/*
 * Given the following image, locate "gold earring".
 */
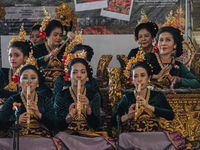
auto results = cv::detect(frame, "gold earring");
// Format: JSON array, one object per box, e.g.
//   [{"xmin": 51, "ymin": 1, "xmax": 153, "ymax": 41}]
[
  {"xmin": 24, "ymin": 59, "xmax": 27, "ymax": 63},
  {"xmin": 148, "ymin": 79, "xmax": 150, "ymax": 83},
  {"xmin": 68, "ymin": 77, "xmax": 71, "ymax": 81},
  {"xmin": 86, "ymin": 77, "xmax": 89, "ymax": 81},
  {"xmin": 173, "ymin": 45, "xmax": 177, "ymax": 50},
  {"xmin": 132, "ymin": 81, "xmax": 134, "ymax": 84},
  {"xmin": 152, "ymin": 39, "xmax": 154, "ymax": 43},
  {"xmin": 37, "ymin": 84, "xmax": 39, "ymax": 88}
]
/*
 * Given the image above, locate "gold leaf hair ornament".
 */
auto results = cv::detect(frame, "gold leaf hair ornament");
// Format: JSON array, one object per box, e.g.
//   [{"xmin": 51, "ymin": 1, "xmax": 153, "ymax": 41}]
[
  {"xmin": 63, "ymin": 50, "xmax": 87, "ymax": 81},
  {"xmin": 162, "ymin": 10, "xmax": 182, "ymax": 32},
  {"xmin": 63, "ymin": 30, "xmax": 84, "ymax": 59},
  {"xmin": 123, "ymin": 48, "xmax": 153, "ymax": 84},
  {"xmin": 7, "ymin": 23, "xmax": 26, "ymax": 53},
  {"xmin": 39, "ymin": 7, "xmax": 52, "ymax": 39}
]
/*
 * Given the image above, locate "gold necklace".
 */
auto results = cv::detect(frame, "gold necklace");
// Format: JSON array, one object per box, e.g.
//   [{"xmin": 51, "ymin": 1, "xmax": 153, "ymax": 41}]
[
  {"xmin": 69, "ymin": 86, "xmax": 86, "ymax": 103},
  {"xmin": 20, "ymin": 92, "xmax": 38, "ymax": 109},
  {"xmin": 45, "ymin": 42, "xmax": 52, "ymax": 54},
  {"xmin": 134, "ymin": 88, "xmax": 150, "ymax": 103},
  {"xmin": 155, "ymin": 53, "xmax": 175, "ymax": 69}
]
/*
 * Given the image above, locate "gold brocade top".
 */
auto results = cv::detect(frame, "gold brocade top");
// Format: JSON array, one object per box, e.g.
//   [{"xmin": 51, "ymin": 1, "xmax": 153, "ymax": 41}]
[
  {"xmin": 4, "ymin": 68, "xmax": 18, "ymax": 92},
  {"xmin": 19, "ymin": 93, "xmax": 51, "ymax": 137},
  {"xmin": 66, "ymin": 87, "xmax": 95, "ymax": 134}
]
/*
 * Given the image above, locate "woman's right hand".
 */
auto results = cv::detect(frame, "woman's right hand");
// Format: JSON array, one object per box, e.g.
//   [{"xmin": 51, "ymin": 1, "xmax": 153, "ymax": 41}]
[
  {"xmin": 17, "ymin": 112, "xmax": 29, "ymax": 125},
  {"xmin": 65, "ymin": 103, "xmax": 77, "ymax": 124},
  {"xmin": 156, "ymin": 65, "xmax": 172, "ymax": 80},
  {"xmin": 50, "ymin": 48, "xmax": 60, "ymax": 58},
  {"xmin": 121, "ymin": 104, "xmax": 136, "ymax": 122}
]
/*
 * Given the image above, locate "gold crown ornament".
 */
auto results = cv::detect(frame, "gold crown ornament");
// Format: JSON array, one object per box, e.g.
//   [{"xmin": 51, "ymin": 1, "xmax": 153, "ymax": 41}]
[
  {"xmin": 39, "ymin": 7, "xmax": 52, "ymax": 38},
  {"xmin": 8, "ymin": 23, "xmax": 26, "ymax": 52},
  {"xmin": 64, "ymin": 30, "xmax": 84, "ymax": 55},
  {"xmin": 137, "ymin": 9, "xmax": 149, "ymax": 25}
]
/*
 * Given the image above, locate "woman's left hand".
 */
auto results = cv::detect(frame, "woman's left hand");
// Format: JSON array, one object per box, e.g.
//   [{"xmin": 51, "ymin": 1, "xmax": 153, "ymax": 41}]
[
  {"xmin": 28, "ymin": 101, "xmax": 42, "ymax": 119},
  {"xmin": 170, "ymin": 76, "xmax": 181, "ymax": 89},
  {"xmin": 136, "ymin": 95, "xmax": 148, "ymax": 108},
  {"xmin": 79, "ymin": 94, "xmax": 91, "ymax": 115}
]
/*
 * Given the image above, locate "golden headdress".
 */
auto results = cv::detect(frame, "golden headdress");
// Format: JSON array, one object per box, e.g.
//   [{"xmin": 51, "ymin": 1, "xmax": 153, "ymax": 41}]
[
  {"xmin": 8, "ymin": 23, "xmax": 26, "ymax": 51},
  {"xmin": 39, "ymin": 7, "xmax": 52, "ymax": 38},
  {"xmin": 162, "ymin": 10, "xmax": 182, "ymax": 32},
  {"xmin": 123, "ymin": 49, "xmax": 153, "ymax": 79},
  {"xmin": 137, "ymin": 9, "xmax": 149, "ymax": 25},
  {"xmin": 135, "ymin": 9, "xmax": 158, "ymax": 41},
  {"xmin": 62, "ymin": 30, "xmax": 84, "ymax": 60}
]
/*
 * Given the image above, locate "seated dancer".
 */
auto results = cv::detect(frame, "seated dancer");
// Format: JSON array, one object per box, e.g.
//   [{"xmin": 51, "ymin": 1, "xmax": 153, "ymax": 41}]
[
  {"xmin": 54, "ymin": 57, "xmax": 115, "ymax": 149},
  {"xmin": 0, "ymin": 64, "xmax": 55, "ymax": 137},
  {"xmin": 30, "ymin": 23, "xmax": 45, "ymax": 46},
  {"xmin": 53, "ymin": 43, "xmax": 104, "ymax": 110},
  {"xmin": 111, "ymin": 52, "xmax": 185, "ymax": 149},
  {"xmin": 0, "ymin": 24, "xmax": 52, "ymax": 101},
  {"xmin": 128, "ymin": 9, "xmax": 158, "ymax": 59},
  {"xmin": 145, "ymin": 26, "xmax": 200, "ymax": 89}
]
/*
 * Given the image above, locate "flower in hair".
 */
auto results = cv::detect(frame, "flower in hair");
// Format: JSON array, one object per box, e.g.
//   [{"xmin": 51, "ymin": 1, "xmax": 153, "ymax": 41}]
[
  {"xmin": 13, "ymin": 74, "xmax": 20, "ymax": 84},
  {"xmin": 64, "ymin": 72, "xmax": 69, "ymax": 82},
  {"xmin": 134, "ymin": 35, "xmax": 138, "ymax": 42},
  {"xmin": 39, "ymin": 31, "xmax": 46, "ymax": 39}
]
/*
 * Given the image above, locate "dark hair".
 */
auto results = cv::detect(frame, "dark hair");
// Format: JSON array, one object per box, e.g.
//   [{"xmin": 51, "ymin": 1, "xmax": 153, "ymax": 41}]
[
  {"xmin": 135, "ymin": 22, "xmax": 158, "ymax": 39},
  {"xmin": 9, "ymin": 41, "xmax": 32, "ymax": 57},
  {"xmin": 31, "ymin": 24, "xmax": 41, "ymax": 32},
  {"xmin": 69, "ymin": 44, "xmax": 94, "ymax": 62},
  {"xmin": 68, "ymin": 58, "xmax": 93, "ymax": 79},
  {"xmin": 45, "ymin": 20, "xmax": 63, "ymax": 37},
  {"xmin": 156, "ymin": 26, "xmax": 183, "ymax": 57},
  {"xmin": 19, "ymin": 64, "xmax": 45, "ymax": 85},
  {"xmin": 130, "ymin": 61, "xmax": 152, "ymax": 78}
]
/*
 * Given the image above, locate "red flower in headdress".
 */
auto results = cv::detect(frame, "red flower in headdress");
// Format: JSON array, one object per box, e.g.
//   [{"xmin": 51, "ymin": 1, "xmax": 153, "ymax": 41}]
[
  {"xmin": 39, "ymin": 31, "xmax": 46, "ymax": 39},
  {"xmin": 62, "ymin": 55, "xmax": 67, "ymax": 64},
  {"xmin": 129, "ymin": 77, "xmax": 133, "ymax": 84},
  {"xmin": 134, "ymin": 35, "xmax": 138, "ymax": 42},
  {"xmin": 64, "ymin": 72, "xmax": 69, "ymax": 82},
  {"xmin": 154, "ymin": 43, "xmax": 159, "ymax": 53},
  {"xmin": 13, "ymin": 74, "xmax": 20, "ymax": 84}
]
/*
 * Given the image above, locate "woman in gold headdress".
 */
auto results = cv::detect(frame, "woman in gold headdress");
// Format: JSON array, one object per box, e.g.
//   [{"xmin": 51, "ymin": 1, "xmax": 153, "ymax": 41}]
[
  {"xmin": 0, "ymin": 64, "xmax": 55, "ymax": 137},
  {"xmin": 128, "ymin": 9, "xmax": 158, "ymax": 59},
  {"xmin": 111, "ymin": 55, "xmax": 185, "ymax": 149},
  {"xmin": 54, "ymin": 57, "xmax": 115, "ymax": 149}
]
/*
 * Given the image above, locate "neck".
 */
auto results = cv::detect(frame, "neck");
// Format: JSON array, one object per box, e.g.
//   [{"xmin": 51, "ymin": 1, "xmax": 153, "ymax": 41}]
[
  {"xmin": 143, "ymin": 45, "xmax": 153, "ymax": 53},
  {"xmin": 12, "ymin": 68, "xmax": 17, "ymax": 75},
  {"xmin": 139, "ymin": 87, "xmax": 147, "ymax": 99},
  {"xmin": 47, "ymin": 40, "xmax": 57, "ymax": 51},
  {"xmin": 159, "ymin": 53, "xmax": 172, "ymax": 63}
]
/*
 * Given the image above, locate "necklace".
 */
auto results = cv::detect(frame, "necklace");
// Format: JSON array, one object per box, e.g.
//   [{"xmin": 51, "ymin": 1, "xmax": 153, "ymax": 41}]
[
  {"xmin": 69, "ymin": 86, "xmax": 86, "ymax": 102},
  {"xmin": 155, "ymin": 53, "xmax": 175, "ymax": 69},
  {"xmin": 45, "ymin": 42, "xmax": 52, "ymax": 54},
  {"xmin": 20, "ymin": 92, "xmax": 38, "ymax": 109},
  {"xmin": 134, "ymin": 88, "xmax": 150, "ymax": 103}
]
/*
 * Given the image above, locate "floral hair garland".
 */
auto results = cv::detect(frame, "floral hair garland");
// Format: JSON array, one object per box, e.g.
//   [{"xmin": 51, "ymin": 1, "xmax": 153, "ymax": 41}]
[{"xmin": 39, "ymin": 7, "xmax": 51, "ymax": 39}]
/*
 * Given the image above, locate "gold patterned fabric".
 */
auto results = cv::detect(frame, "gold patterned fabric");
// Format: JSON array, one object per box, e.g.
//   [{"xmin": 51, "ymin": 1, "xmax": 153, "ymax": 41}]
[{"xmin": 19, "ymin": 115, "xmax": 51, "ymax": 137}]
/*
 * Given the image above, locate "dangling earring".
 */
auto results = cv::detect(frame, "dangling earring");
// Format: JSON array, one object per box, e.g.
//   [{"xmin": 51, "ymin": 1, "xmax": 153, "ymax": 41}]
[
  {"xmin": 37, "ymin": 84, "xmax": 39, "ymax": 88},
  {"xmin": 68, "ymin": 77, "xmax": 71, "ymax": 81},
  {"xmin": 46, "ymin": 37, "xmax": 48, "ymax": 40},
  {"xmin": 86, "ymin": 77, "xmax": 89, "ymax": 81},
  {"xmin": 24, "ymin": 59, "xmax": 27, "ymax": 63},
  {"xmin": 152, "ymin": 39, "xmax": 154, "ymax": 43},
  {"xmin": 132, "ymin": 81, "xmax": 134, "ymax": 84},
  {"xmin": 173, "ymin": 45, "xmax": 177, "ymax": 50}
]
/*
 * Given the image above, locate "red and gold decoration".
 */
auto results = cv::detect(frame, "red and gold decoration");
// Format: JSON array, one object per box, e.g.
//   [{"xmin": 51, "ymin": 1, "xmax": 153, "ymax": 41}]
[
  {"xmin": 55, "ymin": 2, "xmax": 77, "ymax": 31},
  {"xmin": 39, "ymin": 7, "xmax": 51, "ymax": 39}
]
